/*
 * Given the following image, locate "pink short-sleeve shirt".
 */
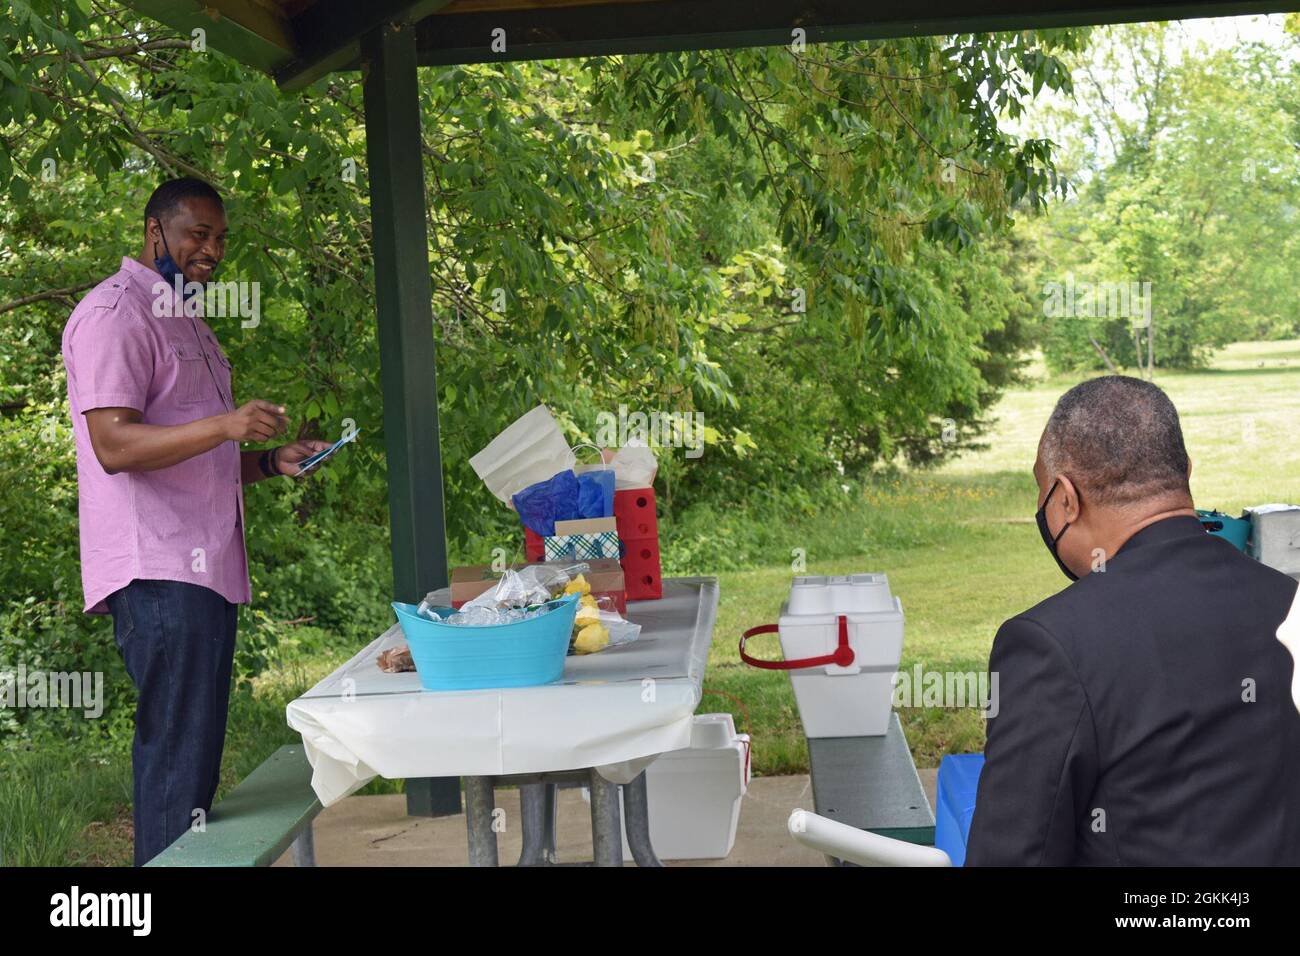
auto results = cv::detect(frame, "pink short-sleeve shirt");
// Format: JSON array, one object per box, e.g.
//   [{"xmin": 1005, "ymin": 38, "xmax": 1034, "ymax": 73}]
[{"xmin": 62, "ymin": 257, "xmax": 250, "ymax": 614}]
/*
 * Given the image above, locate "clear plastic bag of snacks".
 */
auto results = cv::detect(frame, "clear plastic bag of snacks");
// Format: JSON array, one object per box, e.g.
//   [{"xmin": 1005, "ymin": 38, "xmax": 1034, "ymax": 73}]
[{"xmin": 414, "ymin": 562, "xmax": 591, "ymax": 627}]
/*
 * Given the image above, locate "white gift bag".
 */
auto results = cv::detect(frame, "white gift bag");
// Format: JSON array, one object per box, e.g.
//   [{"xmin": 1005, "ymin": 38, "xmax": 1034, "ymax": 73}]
[{"xmin": 470, "ymin": 404, "xmax": 576, "ymax": 504}]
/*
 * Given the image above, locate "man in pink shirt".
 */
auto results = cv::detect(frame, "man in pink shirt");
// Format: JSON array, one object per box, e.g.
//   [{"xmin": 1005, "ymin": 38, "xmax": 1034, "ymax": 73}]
[{"xmin": 62, "ymin": 177, "xmax": 331, "ymax": 865}]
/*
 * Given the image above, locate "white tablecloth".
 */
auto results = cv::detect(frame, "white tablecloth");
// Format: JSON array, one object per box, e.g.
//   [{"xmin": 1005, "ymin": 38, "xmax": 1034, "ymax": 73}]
[{"xmin": 286, "ymin": 577, "xmax": 719, "ymax": 806}]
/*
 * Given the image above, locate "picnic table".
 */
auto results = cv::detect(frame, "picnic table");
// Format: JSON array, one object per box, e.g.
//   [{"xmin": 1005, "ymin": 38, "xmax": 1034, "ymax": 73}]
[{"xmin": 286, "ymin": 576, "xmax": 719, "ymax": 866}]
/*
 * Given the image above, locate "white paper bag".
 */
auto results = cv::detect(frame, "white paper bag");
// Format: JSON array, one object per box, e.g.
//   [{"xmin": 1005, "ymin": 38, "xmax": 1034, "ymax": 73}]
[{"xmin": 470, "ymin": 404, "xmax": 576, "ymax": 504}]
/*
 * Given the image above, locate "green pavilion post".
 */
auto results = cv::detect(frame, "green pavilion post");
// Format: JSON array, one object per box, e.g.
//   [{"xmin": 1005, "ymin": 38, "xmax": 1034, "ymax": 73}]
[{"xmin": 361, "ymin": 18, "xmax": 461, "ymax": 818}]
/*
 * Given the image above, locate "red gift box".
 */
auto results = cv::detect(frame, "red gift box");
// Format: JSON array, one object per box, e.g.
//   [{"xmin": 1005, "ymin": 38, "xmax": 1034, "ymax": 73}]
[
  {"xmin": 614, "ymin": 487, "xmax": 662, "ymax": 601},
  {"xmin": 521, "ymin": 486, "xmax": 663, "ymax": 601},
  {"xmin": 524, "ymin": 527, "xmax": 545, "ymax": 562},
  {"xmin": 613, "ymin": 488, "xmax": 658, "ymax": 540}
]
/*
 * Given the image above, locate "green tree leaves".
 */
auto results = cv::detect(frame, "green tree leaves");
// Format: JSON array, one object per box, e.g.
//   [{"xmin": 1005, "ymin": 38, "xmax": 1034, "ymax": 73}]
[
  {"xmin": 1024, "ymin": 23, "xmax": 1300, "ymax": 371},
  {"xmin": 2, "ymin": 3, "xmax": 1074, "ymax": 582}
]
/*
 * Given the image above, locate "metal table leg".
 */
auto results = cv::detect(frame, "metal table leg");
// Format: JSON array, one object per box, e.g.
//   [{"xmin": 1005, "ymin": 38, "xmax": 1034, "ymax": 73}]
[
  {"xmin": 622, "ymin": 771, "xmax": 663, "ymax": 867},
  {"xmin": 516, "ymin": 782, "xmax": 549, "ymax": 866},
  {"xmin": 543, "ymin": 782, "xmax": 559, "ymax": 863},
  {"xmin": 291, "ymin": 822, "xmax": 316, "ymax": 867},
  {"xmin": 588, "ymin": 769, "xmax": 623, "ymax": 867},
  {"xmin": 464, "ymin": 776, "xmax": 499, "ymax": 867}
]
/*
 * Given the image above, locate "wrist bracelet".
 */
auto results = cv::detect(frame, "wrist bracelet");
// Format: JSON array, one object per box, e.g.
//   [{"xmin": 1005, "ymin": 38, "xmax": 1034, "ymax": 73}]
[
  {"xmin": 270, "ymin": 446, "xmax": 283, "ymax": 477},
  {"xmin": 258, "ymin": 449, "xmax": 276, "ymax": 479}
]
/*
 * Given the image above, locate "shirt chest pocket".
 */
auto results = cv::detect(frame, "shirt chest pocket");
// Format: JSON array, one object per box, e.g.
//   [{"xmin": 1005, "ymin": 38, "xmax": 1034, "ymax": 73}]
[
  {"xmin": 205, "ymin": 337, "xmax": 234, "ymax": 407},
  {"xmin": 168, "ymin": 342, "xmax": 210, "ymax": 406}
]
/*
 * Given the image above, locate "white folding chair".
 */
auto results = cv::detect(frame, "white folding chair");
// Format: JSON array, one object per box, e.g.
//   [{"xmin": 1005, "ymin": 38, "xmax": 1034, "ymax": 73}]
[
  {"xmin": 1276, "ymin": 596, "xmax": 1300, "ymax": 715},
  {"xmin": 788, "ymin": 808, "xmax": 952, "ymax": 867}
]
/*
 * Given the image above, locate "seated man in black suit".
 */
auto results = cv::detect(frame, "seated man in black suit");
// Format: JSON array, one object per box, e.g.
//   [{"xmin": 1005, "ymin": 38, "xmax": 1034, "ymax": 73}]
[{"xmin": 965, "ymin": 375, "xmax": 1300, "ymax": 865}]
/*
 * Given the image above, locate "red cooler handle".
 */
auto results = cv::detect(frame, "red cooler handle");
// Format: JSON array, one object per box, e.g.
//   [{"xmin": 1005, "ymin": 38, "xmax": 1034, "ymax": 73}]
[{"xmin": 738, "ymin": 615, "xmax": 855, "ymax": 670}]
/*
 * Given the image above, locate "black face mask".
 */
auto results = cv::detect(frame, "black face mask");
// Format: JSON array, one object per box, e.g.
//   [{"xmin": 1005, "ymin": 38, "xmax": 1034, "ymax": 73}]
[{"xmin": 1036, "ymin": 479, "xmax": 1078, "ymax": 582}]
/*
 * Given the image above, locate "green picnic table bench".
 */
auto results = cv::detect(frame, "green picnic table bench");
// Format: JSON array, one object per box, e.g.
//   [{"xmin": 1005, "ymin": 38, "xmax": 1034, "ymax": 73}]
[
  {"xmin": 146, "ymin": 744, "xmax": 322, "ymax": 867},
  {"xmin": 808, "ymin": 712, "xmax": 936, "ymax": 863}
]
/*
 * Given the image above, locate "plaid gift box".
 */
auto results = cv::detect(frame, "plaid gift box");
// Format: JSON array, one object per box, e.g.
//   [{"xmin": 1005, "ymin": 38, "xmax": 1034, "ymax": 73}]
[
  {"xmin": 544, "ymin": 517, "xmax": 621, "ymax": 562},
  {"xmin": 545, "ymin": 531, "xmax": 620, "ymax": 561}
]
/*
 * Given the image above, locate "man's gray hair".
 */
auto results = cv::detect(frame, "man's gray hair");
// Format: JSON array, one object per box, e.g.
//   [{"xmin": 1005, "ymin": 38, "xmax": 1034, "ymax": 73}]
[{"xmin": 1041, "ymin": 376, "xmax": 1190, "ymax": 506}]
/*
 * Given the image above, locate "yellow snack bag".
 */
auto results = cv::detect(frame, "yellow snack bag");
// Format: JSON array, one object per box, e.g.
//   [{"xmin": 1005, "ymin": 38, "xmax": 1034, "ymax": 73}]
[
  {"xmin": 573, "ymin": 622, "xmax": 610, "ymax": 655},
  {"xmin": 563, "ymin": 574, "xmax": 592, "ymax": 597}
]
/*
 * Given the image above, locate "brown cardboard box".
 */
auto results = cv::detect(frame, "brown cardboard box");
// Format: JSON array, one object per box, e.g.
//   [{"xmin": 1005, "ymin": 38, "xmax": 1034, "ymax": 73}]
[
  {"xmin": 450, "ymin": 559, "xmax": 626, "ymax": 612},
  {"xmin": 553, "ymin": 516, "xmax": 618, "ymax": 536}
]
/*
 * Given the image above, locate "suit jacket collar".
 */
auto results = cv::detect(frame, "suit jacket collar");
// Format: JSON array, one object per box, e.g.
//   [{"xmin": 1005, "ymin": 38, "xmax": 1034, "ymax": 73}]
[{"xmin": 1114, "ymin": 513, "xmax": 1205, "ymax": 558}]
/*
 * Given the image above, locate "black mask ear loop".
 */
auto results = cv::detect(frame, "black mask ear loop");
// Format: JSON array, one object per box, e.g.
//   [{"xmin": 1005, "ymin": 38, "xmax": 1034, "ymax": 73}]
[
  {"xmin": 1036, "ymin": 478, "xmax": 1079, "ymax": 582},
  {"xmin": 150, "ymin": 217, "xmax": 168, "ymax": 263},
  {"xmin": 151, "ymin": 219, "xmax": 196, "ymax": 301}
]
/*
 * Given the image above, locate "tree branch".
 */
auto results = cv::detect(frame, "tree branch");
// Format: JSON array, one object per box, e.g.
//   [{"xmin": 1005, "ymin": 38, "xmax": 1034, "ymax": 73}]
[
  {"xmin": 22, "ymin": 37, "xmax": 191, "ymax": 63},
  {"xmin": 0, "ymin": 281, "xmax": 98, "ymax": 315}
]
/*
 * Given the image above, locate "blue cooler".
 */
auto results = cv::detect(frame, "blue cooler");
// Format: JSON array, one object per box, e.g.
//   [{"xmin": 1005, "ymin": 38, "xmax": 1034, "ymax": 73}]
[
  {"xmin": 934, "ymin": 753, "xmax": 984, "ymax": 866},
  {"xmin": 1197, "ymin": 509, "xmax": 1250, "ymax": 552}
]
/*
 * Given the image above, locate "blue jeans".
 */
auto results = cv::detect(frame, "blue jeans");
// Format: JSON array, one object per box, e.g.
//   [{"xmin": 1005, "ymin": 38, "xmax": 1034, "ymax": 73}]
[{"xmin": 106, "ymin": 579, "xmax": 238, "ymax": 866}]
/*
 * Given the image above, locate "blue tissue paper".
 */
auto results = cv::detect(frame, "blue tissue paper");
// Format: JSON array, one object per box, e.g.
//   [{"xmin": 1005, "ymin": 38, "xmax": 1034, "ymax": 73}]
[
  {"xmin": 512, "ymin": 470, "xmax": 580, "ymax": 537},
  {"xmin": 576, "ymin": 469, "xmax": 615, "ymax": 519}
]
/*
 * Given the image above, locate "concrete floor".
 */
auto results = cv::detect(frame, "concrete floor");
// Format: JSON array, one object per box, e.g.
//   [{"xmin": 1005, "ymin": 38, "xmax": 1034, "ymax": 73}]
[{"xmin": 273, "ymin": 768, "xmax": 939, "ymax": 867}]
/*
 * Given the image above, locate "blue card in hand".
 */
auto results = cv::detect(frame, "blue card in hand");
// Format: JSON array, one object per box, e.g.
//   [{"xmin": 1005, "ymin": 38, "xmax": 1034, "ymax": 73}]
[{"xmin": 296, "ymin": 429, "xmax": 361, "ymax": 476}]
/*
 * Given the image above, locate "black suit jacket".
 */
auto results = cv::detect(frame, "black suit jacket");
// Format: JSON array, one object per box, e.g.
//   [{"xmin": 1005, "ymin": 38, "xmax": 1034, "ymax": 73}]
[{"xmin": 965, "ymin": 514, "xmax": 1300, "ymax": 866}]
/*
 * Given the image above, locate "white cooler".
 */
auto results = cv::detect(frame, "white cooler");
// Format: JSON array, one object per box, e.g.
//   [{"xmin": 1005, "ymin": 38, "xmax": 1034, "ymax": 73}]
[
  {"xmin": 583, "ymin": 713, "xmax": 751, "ymax": 861},
  {"xmin": 1247, "ymin": 504, "xmax": 1300, "ymax": 576},
  {"xmin": 778, "ymin": 574, "xmax": 904, "ymax": 737}
]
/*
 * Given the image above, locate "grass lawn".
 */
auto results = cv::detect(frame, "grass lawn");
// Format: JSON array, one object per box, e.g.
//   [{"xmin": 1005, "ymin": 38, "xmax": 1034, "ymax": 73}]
[{"xmin": 9, "ymin": 340, "xmax": 1300, "ymax": 865}]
